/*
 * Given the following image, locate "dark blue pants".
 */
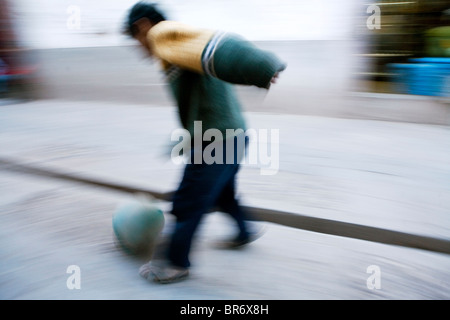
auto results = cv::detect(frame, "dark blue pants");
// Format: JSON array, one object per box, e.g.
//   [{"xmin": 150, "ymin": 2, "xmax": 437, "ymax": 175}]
[{"xmin": 168, "ymin": 134, "xmax": 250, "ymax": 268}]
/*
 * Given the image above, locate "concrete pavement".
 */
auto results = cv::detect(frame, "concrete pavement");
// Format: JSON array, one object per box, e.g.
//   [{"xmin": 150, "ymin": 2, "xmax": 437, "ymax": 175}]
[
  {"xmin": 1, "ymin": 169, "xmax": 449, "ymax": 300},
  {"xmin": 0, "ymin": 99, "xmax": 449, "ymax": 299}
]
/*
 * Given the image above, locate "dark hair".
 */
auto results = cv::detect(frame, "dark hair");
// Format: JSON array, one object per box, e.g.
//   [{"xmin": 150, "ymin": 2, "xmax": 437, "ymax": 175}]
[{"xmin": 123, "ymin": 2, "xmax": 167, "ymax": 37}]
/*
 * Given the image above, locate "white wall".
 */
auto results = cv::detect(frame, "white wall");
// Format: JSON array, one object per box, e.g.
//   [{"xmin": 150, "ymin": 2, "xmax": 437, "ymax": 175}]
[{"xmin": 10, "ymin": 0, "xmax": 359, "ymax": 48}]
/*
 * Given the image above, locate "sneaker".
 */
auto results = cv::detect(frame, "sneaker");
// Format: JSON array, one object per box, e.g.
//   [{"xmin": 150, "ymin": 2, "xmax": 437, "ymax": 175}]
[
  {"xmin": 213, "ymin": 226, "xmax": 266, "ymax": 249},
  {"xmin": 139, "ymin": 260, "xmax": 189, "ymax": 284}
]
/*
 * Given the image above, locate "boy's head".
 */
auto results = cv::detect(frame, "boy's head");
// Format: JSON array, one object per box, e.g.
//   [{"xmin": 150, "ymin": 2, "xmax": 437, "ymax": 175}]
[{"xmin": 124, "ymin": 2, "xmax": 166, "ymax": 54}]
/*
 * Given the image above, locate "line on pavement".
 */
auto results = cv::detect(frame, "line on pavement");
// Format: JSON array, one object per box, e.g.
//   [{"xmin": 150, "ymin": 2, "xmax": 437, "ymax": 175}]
[{"xmin": 1, "ymin": 156, "xmax": 449, "ymax": 256}]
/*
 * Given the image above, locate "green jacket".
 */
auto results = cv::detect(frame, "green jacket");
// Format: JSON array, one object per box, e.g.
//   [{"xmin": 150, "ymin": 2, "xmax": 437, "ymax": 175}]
[
  {"xmin": 167, "ymin": 66, "xmax": 246, "ymax": 139},
  {"xmin": 149, "ymin": 22, "xmax": 285, "ymax": 140}
]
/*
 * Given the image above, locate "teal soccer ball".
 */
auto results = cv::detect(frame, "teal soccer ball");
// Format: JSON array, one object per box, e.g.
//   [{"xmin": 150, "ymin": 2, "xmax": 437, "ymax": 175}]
[{"xmin": 112, "ymin": 196, "xmax": 165, "ymax": 255}]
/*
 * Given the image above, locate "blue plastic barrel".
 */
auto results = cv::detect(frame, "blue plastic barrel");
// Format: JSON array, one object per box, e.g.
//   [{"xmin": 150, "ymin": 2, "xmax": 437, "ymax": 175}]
[
  {"xmin": 389, "ymin": 59, "xmax": 450, "ymax": 97},
  {"xmin": 410, "ymin": 58, "xmax": 450, "ymax": 97}
]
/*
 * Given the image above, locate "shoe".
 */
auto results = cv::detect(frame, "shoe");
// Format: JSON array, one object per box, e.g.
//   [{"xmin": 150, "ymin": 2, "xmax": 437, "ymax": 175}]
[
  {"xmin": 214, "ymin": 226, "xmax": 266, "ymax": 249},
  {"xmin": 139, "ymin": 260, "xmax": 189, "ymax": 284}
]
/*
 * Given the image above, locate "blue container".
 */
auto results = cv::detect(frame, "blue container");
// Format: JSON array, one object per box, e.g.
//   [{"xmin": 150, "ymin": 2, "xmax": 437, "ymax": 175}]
[
  {"xmin": 389, "ymin": 63, "xmax": 414, "ymax": 94},
  {"xmin": 410, "ymin": 58, "xmax": 450, "ymax": 97},
  {"xmin": 389, "ymin": 63, "xmax": 437, "ymax": 96},
  {"xmin": 389, "ymin": 59, "xmax": 450, "ymax": 97}
]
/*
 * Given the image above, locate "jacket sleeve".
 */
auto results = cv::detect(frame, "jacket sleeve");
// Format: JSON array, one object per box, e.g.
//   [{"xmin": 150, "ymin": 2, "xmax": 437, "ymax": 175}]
[
  {"xmin": 207, "ymin": 33, "xmax": 287, "ymax": 89},
  {"xmin": 148, "ymin": 21, "xmax": 287, "ymax": 89},
  {"xmin": 147, "ymin": 21, "xmax": 215, "ymax": 74}
]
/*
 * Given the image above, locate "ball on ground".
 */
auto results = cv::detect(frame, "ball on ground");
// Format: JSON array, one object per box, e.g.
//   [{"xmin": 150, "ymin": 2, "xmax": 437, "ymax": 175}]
[{"xmin": 112, "ymin": 197, "xmax": 165, "ymax": 255}]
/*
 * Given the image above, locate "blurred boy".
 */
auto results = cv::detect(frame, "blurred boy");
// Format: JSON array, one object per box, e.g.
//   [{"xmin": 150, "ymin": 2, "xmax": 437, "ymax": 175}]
[{"xmin": 124, "ymin": 2, "xmax": 286, "ymax": 283}]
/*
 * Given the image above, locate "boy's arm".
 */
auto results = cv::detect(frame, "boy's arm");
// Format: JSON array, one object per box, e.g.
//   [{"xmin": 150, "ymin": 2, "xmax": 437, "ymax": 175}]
[
  {"xmin": 147, "ymin": 21, "xmax": 215, "ymax": 74},
  {"xmin": 148, "ymin": 21, "xmax": 286, "ymax": 89}
]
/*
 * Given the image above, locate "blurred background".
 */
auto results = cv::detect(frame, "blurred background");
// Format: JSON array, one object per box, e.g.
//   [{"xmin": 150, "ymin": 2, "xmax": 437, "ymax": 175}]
[{"xmin": 1, "ymin": 0, "xmax": 449, "ymax": 105}]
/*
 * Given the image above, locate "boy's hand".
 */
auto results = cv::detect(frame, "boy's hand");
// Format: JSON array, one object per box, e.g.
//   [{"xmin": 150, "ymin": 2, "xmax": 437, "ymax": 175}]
[{"xmin": 270, "ymin": 72, "xmax": 279, "ymax": 84}]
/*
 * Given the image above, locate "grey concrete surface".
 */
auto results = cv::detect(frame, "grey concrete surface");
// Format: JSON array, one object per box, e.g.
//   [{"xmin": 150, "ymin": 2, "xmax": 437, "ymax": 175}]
[
  {"xmin": 0, "ymin": 99, "xmax": 449, "ymax": 300},
  {"xmin": 1, "ymin": 169, "xmax": 449, "ymax": 300},
  {"xmin": 1, "ymin": 100, "xmax": 449, "ymax": 238}
]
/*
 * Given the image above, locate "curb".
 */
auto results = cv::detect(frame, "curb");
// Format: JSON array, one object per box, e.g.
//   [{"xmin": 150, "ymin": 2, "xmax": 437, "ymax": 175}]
[{"xmin": 1, "ymin": 156, "xmax": 449, "ymax": 256}]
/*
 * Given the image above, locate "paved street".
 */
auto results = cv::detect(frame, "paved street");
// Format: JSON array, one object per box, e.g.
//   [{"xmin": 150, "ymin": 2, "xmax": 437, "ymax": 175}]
[{"xmin": 1, "ymin": 99, "xmax": 449, "ymax": 299}]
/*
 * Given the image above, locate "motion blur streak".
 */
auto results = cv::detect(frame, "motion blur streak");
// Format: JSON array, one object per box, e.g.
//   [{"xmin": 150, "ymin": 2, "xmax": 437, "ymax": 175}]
[{"xmin": 0, "ymin": 0, "xmax": 449, "ymax": 300}]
